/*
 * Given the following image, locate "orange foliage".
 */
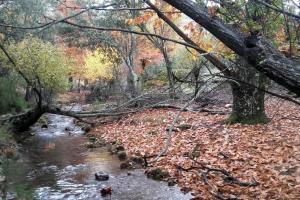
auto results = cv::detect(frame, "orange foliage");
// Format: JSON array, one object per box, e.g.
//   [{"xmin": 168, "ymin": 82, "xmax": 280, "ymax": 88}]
[
  {"xmin": 208, "ymin": 6, "xmax": 219, "ymax": 17},
  {"xmin": 64, "ymin": 47, "xmax": 87, "ymax": 78},
  {"xmin": 92, "ymin": 98, "xmax": 300, "ymax": 199},
  {"xmin": 58, "ymin": 0, "xmax": 81, "ymax": 17},
  {"xmin": 136, "ymin": 37, "xmax": 163, "ymax": 73},
  {"xmin": 65, "ymin": 47, "xmax": 87, "ymax": 66},
  {"xmin": 183, "ymin": 21, "xmax": 234, "ymax": 59}
]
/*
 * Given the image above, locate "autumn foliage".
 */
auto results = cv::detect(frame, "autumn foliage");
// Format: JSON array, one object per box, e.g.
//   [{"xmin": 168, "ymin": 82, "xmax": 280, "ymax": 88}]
[{"xmin": 91, "ymin": 98, "xmax": 300, "ymax": 199}]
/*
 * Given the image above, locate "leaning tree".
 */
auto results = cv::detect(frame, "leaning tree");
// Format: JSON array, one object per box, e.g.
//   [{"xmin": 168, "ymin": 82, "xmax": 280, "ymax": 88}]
[{"xmin": 161, "ymin": 0, "xmax": 300, "ymax": 97}]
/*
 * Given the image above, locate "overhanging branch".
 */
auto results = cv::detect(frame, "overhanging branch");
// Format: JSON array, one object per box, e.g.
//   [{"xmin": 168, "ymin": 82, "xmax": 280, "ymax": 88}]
[
  {"xmin": 144, "ymin": 0, "xmax": 232, "ymax": 76},
  {"xmin": 0, "ymin": 43, "xmax": 43, "ymax": 107},
  {"xmin": 253, "ymin": 0, "xmax": 300, "ymax": 20},
  {"xmin": 61, "ymin": 20, "xmax": 213, "ymax": 53}
]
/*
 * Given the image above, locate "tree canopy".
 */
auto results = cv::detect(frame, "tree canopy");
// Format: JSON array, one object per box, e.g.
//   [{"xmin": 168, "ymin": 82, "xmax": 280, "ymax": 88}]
[
  {"xmin": 1, "ymin": 36, "xmax": 70, "ymax": 98},
  {"xmin": 84, "ymin": 48, "xmax": 118, "ymax": 81}
]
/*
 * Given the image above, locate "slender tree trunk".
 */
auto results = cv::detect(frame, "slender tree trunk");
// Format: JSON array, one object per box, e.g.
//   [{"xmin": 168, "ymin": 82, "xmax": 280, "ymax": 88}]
[
  {"xmin": 126, "ymin": 67, "xmax": 140, "ymax": 98},
  {"xmin": 69, "ymin": 77, "xmax": 73, "ymax": 91},
  {"xmin": 227, "ymin": 59, "xmax": 268, "ymax": 124},
  {"xmin": 78, "ymin": 78, "xmax": 81, "ymax": 93},
  {"xmin": 123, "ymin": 1, "xmax": 141, "ymax": 99},
  {"xmin": 162, "ymin": 48, "xmax": 175, "ymax": 98},
  {"xmin": 25, "ymin": 86, "xmax": 30, "ymax": 101},
  {"xmin": 125, "ymin": 30, "xmax": 141, "ymax": 99},
  {"xmin": 192, "ymin": 66, "xmax": 200, "ymax": 98}
]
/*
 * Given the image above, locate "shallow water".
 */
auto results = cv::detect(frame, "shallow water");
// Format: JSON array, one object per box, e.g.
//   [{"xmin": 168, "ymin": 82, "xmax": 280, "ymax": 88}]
[{"xmin": 3, "ymin": 110, "xmax": 191, "ymax": 200}]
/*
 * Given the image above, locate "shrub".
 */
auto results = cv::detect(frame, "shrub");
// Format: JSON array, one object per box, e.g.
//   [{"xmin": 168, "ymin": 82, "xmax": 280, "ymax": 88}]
[{"xmin": 0, "ymin": 77, "xmax": 27, "ymax": 114}]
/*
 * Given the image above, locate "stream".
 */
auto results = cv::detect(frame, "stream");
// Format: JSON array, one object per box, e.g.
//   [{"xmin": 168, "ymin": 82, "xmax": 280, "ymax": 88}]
[{"xmin": 3, "ymin": 107, "xmax": 192, "ymax": 200}]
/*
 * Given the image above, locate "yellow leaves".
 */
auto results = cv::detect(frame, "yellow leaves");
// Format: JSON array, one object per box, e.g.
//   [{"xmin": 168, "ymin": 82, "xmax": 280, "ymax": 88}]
[
  {"xmin": 153, "ymin": 19, "xmax": 163, "ymax": 29},
  {"xmin": 276, "ymin": 29, "xmax": 299, "ymax": 58},
  {"xmin": 190, "ymin": 54, "xmax": 198, "ymax": 61},
  {"xmin": 125, "ymin": 18, "xmax": 135, "ymax": 25},
  {"xmin": 207, "ymin": 47, "xmax": 213, "ymax": 53},
  {"xmin": 84, "ymin": 48, "xmax": 116, "ymax": 81},
  {"xmin": 198, "ymin": 42, "xmax": 213, "ymax": 53},
  {"xmin": 279, "ymin": 44, "xmax": 298, "ymax": 58},
  {"xmin": 276, "ymin": 28, "xmax": 287, "ymax": 42},
  {"xmin": 225, "ymin": 53, "xmax": 237, "ymax": 60},
  {"xmin": 185, "ymin": 48, "xmax": 198, "ymax": 62}
]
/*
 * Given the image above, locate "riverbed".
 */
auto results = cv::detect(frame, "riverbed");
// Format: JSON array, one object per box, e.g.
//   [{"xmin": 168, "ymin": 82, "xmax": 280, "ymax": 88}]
[{"xmin": 2, "ymin": 111, "xmax": 192, "ymax": 200}]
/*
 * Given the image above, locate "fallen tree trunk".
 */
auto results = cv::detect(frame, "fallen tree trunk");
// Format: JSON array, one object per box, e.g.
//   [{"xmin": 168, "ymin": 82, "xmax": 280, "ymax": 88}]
[
  {"xmin": 7, "ymin": 107, "xmax": 47, "ymax": 132},
  {"xmin": 161, "ymin": 0, "xmax": 300, "ymax": 96},
  {"xmin": 5, "ymin": 107, "xmax": 136, "ymax": 132},
  {"xmin": 46, "ymin": 107, "xmax": 137, "ymax": 118},
  {"xmin": 3, "ymin": 102, "xmax": 222, "ymax": 132}
]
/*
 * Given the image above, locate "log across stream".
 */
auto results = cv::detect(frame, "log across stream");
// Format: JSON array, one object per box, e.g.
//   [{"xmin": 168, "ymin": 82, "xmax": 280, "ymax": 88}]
[{"xmin": 2, "ymin": 106, "xmax": 191, "ymax": 200}]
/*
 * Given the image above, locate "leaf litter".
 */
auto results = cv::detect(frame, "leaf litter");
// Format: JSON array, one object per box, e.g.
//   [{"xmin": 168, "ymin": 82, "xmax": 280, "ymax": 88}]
[{"xmin": 91, "ymin": 98, "xmax": 300, "ymax": 199}]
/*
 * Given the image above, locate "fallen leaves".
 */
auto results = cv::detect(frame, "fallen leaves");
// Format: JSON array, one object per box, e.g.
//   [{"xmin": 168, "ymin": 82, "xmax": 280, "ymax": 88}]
[{"xmin": 91, "ymin": 98, "xmax": 300, "ymax": 199}]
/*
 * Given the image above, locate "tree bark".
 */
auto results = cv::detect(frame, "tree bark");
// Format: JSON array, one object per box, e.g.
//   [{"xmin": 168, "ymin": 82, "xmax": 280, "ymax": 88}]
[
  {"xmin": 78, "ymin": 78, "xmax": 81, "ymax": 93},
  {"xmin": 25, "ymin": 86, "xmax": 31, "ymax": 101},
  {"xmin": 125, "ymin": 34, "xmax": 140, "ymax": 98},
  {"xmin": 126, "ymin": 67, "xmax": 140, "ymax": 98},
  {"xmin": 3, "ymin": 105, "xmax": 135, "ymax": 132},
  {"xmin": 161, "ymin": 47, "xmax": 176, "ymax": 98},
  {"xmin": 9, "ymin": 107, "xmax": 46, "ymax": 132},
  {"xmin": 227, "ymin": 59, "xmax": 268, "ymax": 124},
  {"xmin": 162, "ymin": 0, "xmax": 300, "ymax": 96}
]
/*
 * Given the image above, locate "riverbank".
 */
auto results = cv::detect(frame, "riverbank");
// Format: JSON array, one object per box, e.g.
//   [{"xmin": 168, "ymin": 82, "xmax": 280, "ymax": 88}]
[
  {"xmin": 0, "ymin": 126, "xmax": 18, "ymax": 199},
  {"xmin": 1, "ymin": 108, "xmax": 192, "ymax": 200},
  {"xmin": 90, "ymin": 98, "xmax": 300, "ymax": 199}
]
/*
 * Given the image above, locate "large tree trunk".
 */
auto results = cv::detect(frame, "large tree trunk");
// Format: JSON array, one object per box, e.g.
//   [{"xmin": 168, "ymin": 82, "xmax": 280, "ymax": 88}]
[
  {"xmin": 229, "ymin": 81, "xmax": 267, "ymax": 124},
  {"xmin": 162, "ymin": 0, "xmax": 300, "ymax": 96},
  {"xmin": 227, "ymin": 60, "xmax": 268, "ymax": 124}
]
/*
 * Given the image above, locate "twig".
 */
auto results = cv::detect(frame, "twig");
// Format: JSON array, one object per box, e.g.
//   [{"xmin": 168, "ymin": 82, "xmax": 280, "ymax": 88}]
[
  {"xmin": 151, "ymin": 78, "xmax": 217, "ymax": 163},
  {"xmin": 176, "ymin": 158, "xmax": 259, "ymax": 187}
]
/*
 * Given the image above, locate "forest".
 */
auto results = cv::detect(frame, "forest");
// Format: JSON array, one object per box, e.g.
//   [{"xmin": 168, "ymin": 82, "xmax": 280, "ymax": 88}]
[{"xmin": 0, "ymin": 0, "xmax": 299, "ymax": 199}]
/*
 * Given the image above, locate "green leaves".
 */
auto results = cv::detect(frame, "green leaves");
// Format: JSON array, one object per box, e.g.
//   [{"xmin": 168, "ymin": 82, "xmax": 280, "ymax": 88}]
[
  {"xmin": 2, "ymin": 36, "xmax": 70, "ymax": 95},
  {"xmin": 0, "ymin": 76, "xmax": 27, "ymax": 114}
]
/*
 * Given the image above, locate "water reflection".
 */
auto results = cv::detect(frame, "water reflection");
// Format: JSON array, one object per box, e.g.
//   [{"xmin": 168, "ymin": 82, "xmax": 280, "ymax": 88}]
[{"xmin": 4, "ymin": 113, "xmax": 191, "ymax": 200}]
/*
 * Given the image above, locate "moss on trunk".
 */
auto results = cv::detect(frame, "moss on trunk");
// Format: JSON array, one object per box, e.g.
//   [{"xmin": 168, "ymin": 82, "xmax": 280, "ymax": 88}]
[{"xmin": 226, "ymin": 59, "xmax": 269, "ymax": 125}]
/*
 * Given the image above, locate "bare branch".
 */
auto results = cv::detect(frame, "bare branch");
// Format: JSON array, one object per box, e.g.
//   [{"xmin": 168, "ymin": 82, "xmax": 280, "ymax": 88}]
[
  {"xmin": 253, "ymin": 0, "xmax": 300, "ymax": 20},
  {"xmin": 143, "ymin": 0, "xmax": 232, "ymax": 76},
  {"xmin": 61, "ymin": 19, "xmax": 212, "ymax": 53},
  {"xmin": 218, "ymin": 75, "xmax": 300, "ymax": 106},
  {"xmin": 0, "ymin": 3, "xmax": 115, "ymax": 30}
]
